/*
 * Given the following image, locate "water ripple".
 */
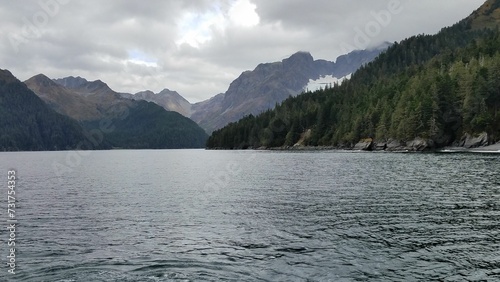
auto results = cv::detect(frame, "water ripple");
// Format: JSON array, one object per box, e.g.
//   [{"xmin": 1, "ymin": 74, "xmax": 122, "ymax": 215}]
[{"xmin": 0, "ymin": 150, "xmax": 498, "ymax": 281}]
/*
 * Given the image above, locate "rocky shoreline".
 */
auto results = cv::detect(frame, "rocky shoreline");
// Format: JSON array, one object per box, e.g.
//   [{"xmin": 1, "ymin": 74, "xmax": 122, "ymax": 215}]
[
  {"xmin": 208, "ymin": 132, "xmax": 500, "ymax": 153},
  {"xmin": 267, "ymin": 132, "xmax": 499, "ymax": 153},
  {"xmin": 442, "ymin": 143, "xmax": 500, "ymax": 153},
  {"xmin": 208, "ymin": 143, "xmax": 500, "ymax": 152},
  {"xmin": 265, "ymin": 144, "xmax": 500, "ymax": 152}
]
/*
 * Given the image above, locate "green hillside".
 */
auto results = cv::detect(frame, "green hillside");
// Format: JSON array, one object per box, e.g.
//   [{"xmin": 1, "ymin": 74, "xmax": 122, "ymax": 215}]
[
  {"xmin": 83, "ymin": 101, "xmax": 208, "ymax": 149},
  {"xmin": 0, "ymin": 69, "xmax": 89, "ymax": 151},
  {"xmin": 25, "ymin": 74, "xmax": 209, "ymax": 150},
  {"xmin": 207, "ymin": 0, "xmax": 500, "ymax": 150}
]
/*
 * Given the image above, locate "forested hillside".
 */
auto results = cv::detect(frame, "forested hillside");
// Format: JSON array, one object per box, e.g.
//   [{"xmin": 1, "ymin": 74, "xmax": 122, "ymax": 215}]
[
  {"xmin": 83, "ymin": 101, "xmax": 208, "ymax": 149},
  {"xmin": 26, "ymin": 75, "xmax": 208, "ymax": 149},
  {"xmin": 207, "ymin": 3, "xmax": 500, "ymax": 150},
  {"xmin": 0, "ymin": 70, "xmax": 89, "ymax": 151}
]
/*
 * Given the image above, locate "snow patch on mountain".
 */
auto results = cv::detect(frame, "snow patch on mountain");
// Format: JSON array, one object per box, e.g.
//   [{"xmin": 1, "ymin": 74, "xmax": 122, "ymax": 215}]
[{"xmin": 304, "ymin": 74, "xmax": 352, "ymax": 92}]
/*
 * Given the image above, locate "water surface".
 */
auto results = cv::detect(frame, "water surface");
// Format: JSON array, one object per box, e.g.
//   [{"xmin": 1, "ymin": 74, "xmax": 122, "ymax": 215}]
[{"xmin": 0, "ymin": 150, "xmax": 499, "ymax": 281}]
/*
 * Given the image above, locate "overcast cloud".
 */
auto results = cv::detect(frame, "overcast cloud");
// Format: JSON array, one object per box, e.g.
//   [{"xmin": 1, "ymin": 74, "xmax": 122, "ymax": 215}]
[{"xmin": 0, "ymin": 0, "xmax": 486, "ymax": 102}]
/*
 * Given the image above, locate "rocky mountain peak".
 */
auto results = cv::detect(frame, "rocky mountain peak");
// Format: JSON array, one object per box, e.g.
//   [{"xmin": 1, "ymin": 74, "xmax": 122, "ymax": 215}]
[
  {"xmin": 26, "ymin": 74, "xmax": 59, "ymax": 87},
  {"xmin": 53, "ymin": 76, "xmax": 112, "ymax": 95},
  {"xmin": 0, "ymin": 69, "xmax": 21, "ymax": 84},
  {"xmin": 284, "ymin": 51, "xmax": 314, "ymax": 63},
  {"xmin": 122, "ymin": 88, "xmax": 191, "ymax": 117},
  {"xmin": 134, "ymin": 90, "xmax": 155, "ymax": 99},
  {"xmin": 158, "ymin": 88, "xmax": 181, "ymax": 97},
  {"xmin": 53, "ymin": 76, "xmax": 89, "ymax": 88},
  {"xmin": 282, "ymin": 51, "xmax": 315, "ymax": 71}
]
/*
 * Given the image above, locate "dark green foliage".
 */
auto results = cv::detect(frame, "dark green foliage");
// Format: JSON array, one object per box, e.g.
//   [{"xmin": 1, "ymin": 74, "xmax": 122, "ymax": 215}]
[
  {"xmin": 0, "ymin": 70, "xmax": 90, "ymax": 151},
  {"xmin": 84, "ymin": 101, "xmax": 208, "ymax": 149},
  {"xmin": 207, "ymin": 18, "xmax": 500, "ymax": 149}
]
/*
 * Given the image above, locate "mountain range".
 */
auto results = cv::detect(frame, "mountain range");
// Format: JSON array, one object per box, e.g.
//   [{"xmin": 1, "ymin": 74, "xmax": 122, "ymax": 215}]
[
  {"xmin": 207, "ymin": 0, "xmax": 500, "ymax": 151},
  {"xmin": 0, "ymin": 69, "xmax": 89, "ymax": 151},
  {"xmin": 19, "ymin": 74, "xmax": 208, "ymax": 150},
  {"xmin": 118, "ymin": 45, "xmax": 390, "ymax": 133},
  {"xmin": 120, "ymin": 89, "xmax": 192, "ymax": 117},
  {"xmin": 190, "ymin": 46, "xmax": 390, "ymax": 133},
  {"xmin": 1, "ymin": 31, "xmax": 389, "ymax": 151}
]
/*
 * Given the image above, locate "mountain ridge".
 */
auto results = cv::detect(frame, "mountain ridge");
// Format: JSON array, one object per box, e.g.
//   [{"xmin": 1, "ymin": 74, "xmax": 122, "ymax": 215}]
[
  {"xmin": 24, "ymin": 45, "xmax": 389, "ymax": 142},
  {"xmin": 25, "ymin": 74, "xmax": 104, "ymax": 121},
  {"xmin": 120, "ymin": 88, "xmax": 192, "ymax": 117},
  {"xmin": 206, "ymin": 0, "xmax": 500, "ymax": 150},
  {"xmin": 0, "ymin": 69, "xmax": 91, "ymax": 151},
  {"xmin": 110, "ymin": 46, "xmax": 388, "ymax": 133},
  {"xmin": 191, "ymin": 46, "xmax": 389, "ymax": 133},
  {"xmin": 26, "ymin": 74, "xmax": 209, "ymax": 149},
  {"xmin": 53, "ymin": 76, "xmax": 113, "ymax": 96}
]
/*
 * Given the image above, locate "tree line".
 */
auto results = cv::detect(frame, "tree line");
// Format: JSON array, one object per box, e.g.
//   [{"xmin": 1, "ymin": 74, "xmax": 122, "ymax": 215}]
[{"xmin": 207, "ymin": 19, "xmax": 500, "ymax": 149}]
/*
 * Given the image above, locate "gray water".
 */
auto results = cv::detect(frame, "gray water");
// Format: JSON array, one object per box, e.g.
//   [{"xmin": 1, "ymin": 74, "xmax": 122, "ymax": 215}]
[{"xmin": 0, "ymin": 150, "xmax": 499, "ymax": 281}]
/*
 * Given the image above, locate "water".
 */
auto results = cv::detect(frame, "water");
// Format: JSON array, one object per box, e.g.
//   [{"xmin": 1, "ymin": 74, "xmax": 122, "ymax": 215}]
[{"xmin": 0, "ymin": 150, "xmax": 499, "ymax": 281}]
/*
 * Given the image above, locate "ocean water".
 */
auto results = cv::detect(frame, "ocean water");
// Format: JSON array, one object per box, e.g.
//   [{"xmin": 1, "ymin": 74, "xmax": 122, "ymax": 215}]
[{"xmin": 0, "ymin": 150, "xmax": 499, "ymax": 281}]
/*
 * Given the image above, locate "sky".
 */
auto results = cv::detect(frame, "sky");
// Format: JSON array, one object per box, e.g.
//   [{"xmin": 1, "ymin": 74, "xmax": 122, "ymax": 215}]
[{"xmin": 0, "ymin": 0, "xmax": 486, "ymax": 103}]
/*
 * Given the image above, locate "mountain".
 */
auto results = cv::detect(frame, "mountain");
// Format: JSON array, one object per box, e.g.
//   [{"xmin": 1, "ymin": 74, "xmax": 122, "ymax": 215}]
[
  {"xmin": 54, "ymin": 76, "xmax": 115, "ymax": 96},
  {"xmin": 24, "ymin": 74, "xmax": 103, "ymax": 120},
  {"xmin": 82, "ymin": 100, "xmax": 207, "ymax": 149},
  {"xmin": 120, "ymin": 89, "xmax": 192, "ymax": 117},
  {"xmin": 26, "ymin": 75, "xmax": 208, "ymax": 149},
  {"xmin": 0, "ymin": 69, "xmax": 89, "ymax": 151},
  {"xmin": 115, "ymin": 46, "xmax": 388, "ymax": 133},
  {"xmin": 27, "ymin": 75, "xmax": 137, "ymax": 123},
  {"xmin": 52, "ymin": 76, "xmax": 127, "ymax": 115},
  {"xmin": 192, "ymin": 46, "xmax": 389, "ymax": 133},
  {"xmin": 333, "ymin": 42, "xmax": 392, "ymax": 75},
  {"xmin": 469, "ymin": 0, "xmax": 500, "ymax": 29},
  {"xmin": 190, "ymin": 93, "xmax": 225, "ymax": 130},
  {"xmin": 207, "ymin": 0, "xmax": 500, "ymax": 150}
]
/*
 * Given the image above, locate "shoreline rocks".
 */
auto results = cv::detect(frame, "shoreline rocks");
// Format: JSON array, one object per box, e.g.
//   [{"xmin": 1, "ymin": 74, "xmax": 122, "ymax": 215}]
[
  {"xmin": 460, "ymin": 132, "xmax": 489, "ymax": 148},
  {"xmin": 354, "ymin": 138, "xmax": 373, "ymax": 151},
  {"xmin": 207, "ymin": 132, "xmax": 498, "ymax": 152},
  {"xmin": 405, "ymin": 138, "xmax": 435, "ymax": 151},
  {"xmin": 353, "ymin": 137, "xmax": 436, "ymax": 152}
]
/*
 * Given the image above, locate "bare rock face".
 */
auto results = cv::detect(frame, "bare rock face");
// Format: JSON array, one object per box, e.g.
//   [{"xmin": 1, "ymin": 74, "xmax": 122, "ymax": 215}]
[
  {"xmin": 373, "ymin": 140, "xmax": 388, "ymax": 151},
  {"xmin": 406, "ymin": 138, "xmax": 435, "ymax": 151},
  {"xmin": 385, "ymin": 139, "xmax": 406, "ymax": 151},
  {"xmin": 461, "ymin": 132, "xmax": 489, "ymax": 148},
  {"xmin": 354, "ymin": 138, "xmax": 373, "ymax": 151}
]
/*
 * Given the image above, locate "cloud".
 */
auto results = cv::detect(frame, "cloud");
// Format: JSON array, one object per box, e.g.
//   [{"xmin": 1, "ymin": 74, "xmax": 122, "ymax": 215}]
[
  {"xmin": 175, "ymin": 0, "xmax": 260, "ymax": 48},
  {"xmin": 175, "ymin": 8, "xmax": 226, "ymax": 48},
  {"xmin": 229, "ymin": 0, "xmax": 260, "ymax": 27},
  {"xmin": 0, "ymin": 0, "xmax": 486, "ymax": 103}
]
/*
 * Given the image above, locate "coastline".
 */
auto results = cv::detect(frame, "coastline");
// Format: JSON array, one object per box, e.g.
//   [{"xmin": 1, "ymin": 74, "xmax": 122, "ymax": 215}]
[
  {"xmin": 440, "ymin": 143, "xmax": 500, "ymax": 153},
  {"xmin": 207, "ymin": 142, "xmax": 500, "ymax": 153}
]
